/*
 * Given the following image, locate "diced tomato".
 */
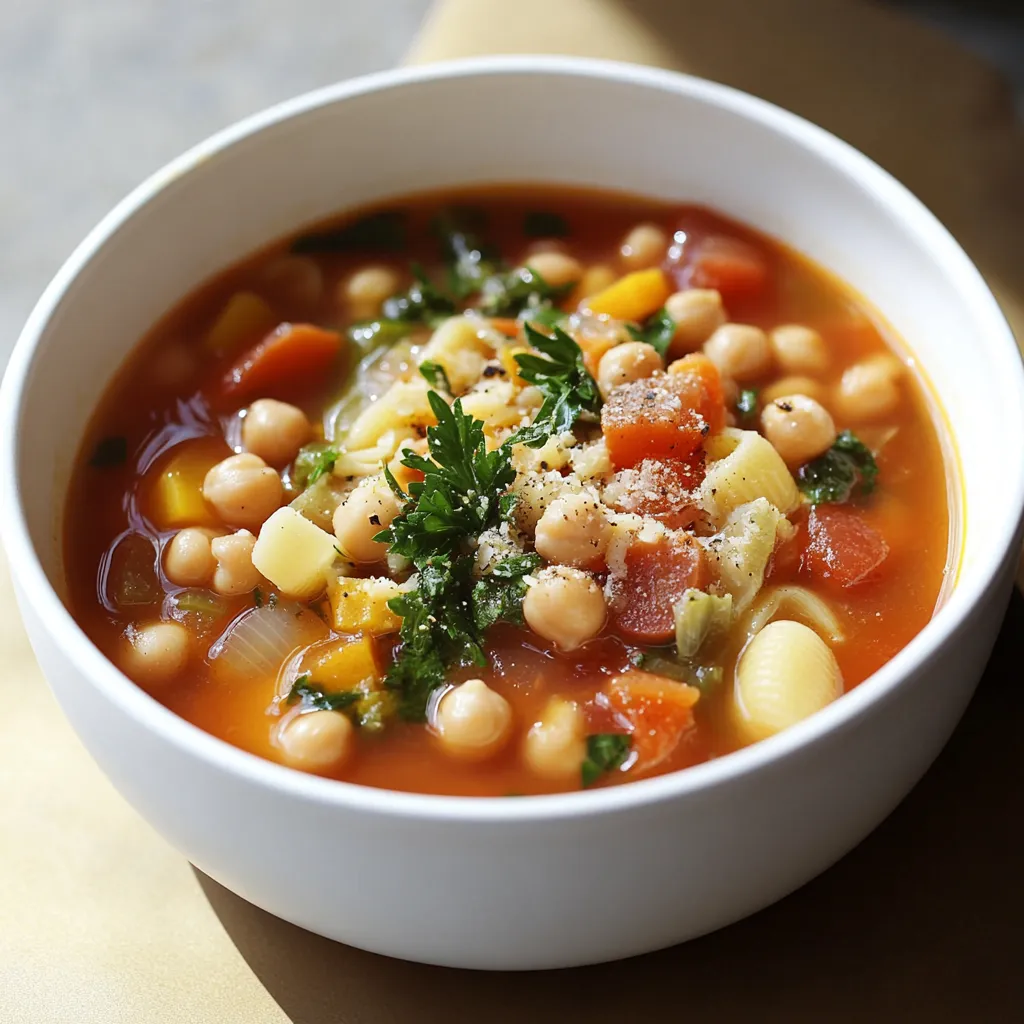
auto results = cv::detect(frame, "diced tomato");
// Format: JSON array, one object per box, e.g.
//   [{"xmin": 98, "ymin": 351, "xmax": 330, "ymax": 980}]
[
  {"xmin": 765, "ymin": 510, "xmax": 806, "ymax": 582},
  {"xmin": 609, "ymin": 535, "xmax": 710, "ymax": 643},
  {"xmin": 605, "ymin": 670, "xmax": 700, "ymax": 772},
  {"xmin": 601, "ymin": 362, "xmax": 725, "ymax": 470},
  {"xmin": 604, "ymin": 456, "xmax": 706, "ymax": 530},
  {"xmin": 687, "ymin": 235, "xmax": 771, "ymax": 302},
  {"xmin": 803, "ymin": 505, "xmax": 889, "ymax": 588},
  {"xmin": 216, "ymin": 323, "xmax": 343, "ymax": 404}
]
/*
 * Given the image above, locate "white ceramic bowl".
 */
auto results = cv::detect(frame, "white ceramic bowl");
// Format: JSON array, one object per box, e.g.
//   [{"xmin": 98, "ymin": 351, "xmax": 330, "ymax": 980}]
[{"xmin": 2, "ymin": 57, "xmax": 1022, "ymax": 971}]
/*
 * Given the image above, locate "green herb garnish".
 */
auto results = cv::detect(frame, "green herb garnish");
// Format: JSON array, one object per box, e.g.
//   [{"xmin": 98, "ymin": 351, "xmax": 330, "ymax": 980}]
[
  {"xmin": 286, "ymin": 675, "xmax": 361, "ymax": 712},
  {"xmin": 419, "ymin": 360, "xmax": 452, "ymax": 394},
  {"xmin": 736, "ymin": 388, "xmax": 759, "ymax": 424},
  {"xmin": 381, "ymin": 264, "xmax": 456, "ymax": 324},
  {"xmin": 472, "ymin": 553, "xmax": 542, "ymax": 632},
  {"xmin": 348, "ymin": 319, "xmax": 415, "ymax": 348},
  {"xmin": 523, "ymin": 211, "xmax": 569, "ymax": 238},
  {"xmin": 581, "ymin": 734, "xmax": 632, "ymax": 787},
  {"xmin": 797, "ymin": 430, "xmax": 879, "ymax": 505},
  {"xmin": 293, "ymin": 442, "xmax": 339, "ymax": 489},
  {"xmin": 509, "ymin": 323, "xmax": 602, "ymax": 447},
  {"xmin": 90, "ymin": 435, "xmax": 128, "ymax": 468},
  {"xmin": 291, "ymin": 210, "xmax": 407, "ymax": 253},
  {"xmin": 478, "ymin": 266, "xmax": 572, "ymax": 318},
  {"xmin": 627, "ymin": 307, "xmax": 676, "ymax": 359}
]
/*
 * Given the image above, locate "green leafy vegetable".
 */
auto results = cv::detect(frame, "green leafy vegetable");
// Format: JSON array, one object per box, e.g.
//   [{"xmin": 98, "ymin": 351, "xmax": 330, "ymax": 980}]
[
  {"xmin": 472, "ymin": 553, "xmax": 542, "ymax": 632},
  {"xmin": 291, "ymin": 210, "xmax": 407, "ymax": 253},
  {"xmin": 419, "ymin": 360, "xmax": 452, "ymax": 394},
  {"xmin": 381, "ymin": 264, "xmax": 456, "ymax": 324},
  {"xmin": 90, "ymin": 435, "xmax": 128, "ymax": 468},
  {"xmin": 286, "ymin": 675, "xmax": 361, "ymax": 712},
  {"xmin": 173, "ymin": 588, "xmax": 227, "ymax": 619},
  {"xmin": 509, "ymin": 323, "xmax": 602, "ymax": 447},
  {"xmin": 478, "ymin": 266, "xmax": 572, "ymax": 318},
  {"xmin": 736, "ymin": 388, "xmax": 759, "ymax": 424},
  {"xmin": 521, "ymin": 305, "xmax": 570, "ymax": 330},
  {"xmin": 626, "ymin": 307, "xmax": 676, "ymax": 359},
  {"xmin": 293, "ymin": 442, "xmax": 339, "ymax": 489},
  {"xmin": 797, "ymin": 430, "xmax": 879, "ymax": 505},
  {"xmin": 523, "ymin": 211, "xmax": 569, "ymax": 238},
  {"xmin": 581, "ymin": 734, "xmax": 632, "ymax": 787},
  {"xmin": 348, "ymin": 319, "xmax": 415, "ymax": 348}
]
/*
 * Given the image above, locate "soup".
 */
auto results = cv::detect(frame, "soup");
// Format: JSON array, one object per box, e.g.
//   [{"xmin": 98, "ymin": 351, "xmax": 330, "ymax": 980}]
[{"xmin": 64, "ymin": 187, "xmax": 952, "ymax": 796}]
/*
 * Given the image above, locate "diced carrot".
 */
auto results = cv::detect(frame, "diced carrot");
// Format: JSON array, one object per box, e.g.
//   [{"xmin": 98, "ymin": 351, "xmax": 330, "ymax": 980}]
[
  {"xmin": 688, "ymin": 235, "xmax": 770, "ymax": 302},
  {"xmin": 218, "ymin": 323, "xmax": 343, "ymax": 404},
  {"xmin": 584, "ymin": 268, "xmax": 671, "ymax": 322},
  {"xmin": 601, "ymin": 363, "xmax": 725, "ymax": 470},
  {"xmin": 803, "ymin": 505, "xmax": 889, "ymax": 589},
  {"xmin": 488, "ymin": 318, "xmax": 521, "ymax": 338},
  {"xmin": 609, "ymin": 535, "xmax": 710, "ymax": 643},
  {"xmin": 606, "ymin": 670, "xmax": 700, "ymax": 772},
  {"xmin": 666, "ymin": 352, "xmax": 726, "ymax": 412},
  {"xmin": 604, "ymin": 457, "xmax": 706, "ymax": 530},
  {"xmin": 576, "ymin": 332, "xmax": 619, "ymax": 378}
]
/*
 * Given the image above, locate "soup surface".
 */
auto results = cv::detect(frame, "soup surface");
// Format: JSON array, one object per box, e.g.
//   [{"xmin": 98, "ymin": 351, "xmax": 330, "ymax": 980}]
[{"xmin": 65, "ymin": 187, "xmax": 952, "ymax": 796}]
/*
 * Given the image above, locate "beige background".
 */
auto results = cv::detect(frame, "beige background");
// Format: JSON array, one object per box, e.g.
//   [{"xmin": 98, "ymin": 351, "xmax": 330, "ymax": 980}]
[{"xmin": 3, "ymin": 1, "xmax": 1023, "ymax": 1021}]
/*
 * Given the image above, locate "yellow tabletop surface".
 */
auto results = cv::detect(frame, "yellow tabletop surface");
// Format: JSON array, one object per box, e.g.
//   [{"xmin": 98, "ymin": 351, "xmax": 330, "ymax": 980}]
[{"xmin": 3, "ymin": 2, "xmax": 1023, "ymax": 1021}]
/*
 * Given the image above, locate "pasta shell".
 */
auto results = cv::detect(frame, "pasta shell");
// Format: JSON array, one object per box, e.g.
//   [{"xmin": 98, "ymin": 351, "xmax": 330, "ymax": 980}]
[
  {"xmin": 733, "ymin": 619, "xmax": 843, "ymax": 742},
  {"xmin": 702, "ymin": 428, "xmax": 800, "ymax": 523}
]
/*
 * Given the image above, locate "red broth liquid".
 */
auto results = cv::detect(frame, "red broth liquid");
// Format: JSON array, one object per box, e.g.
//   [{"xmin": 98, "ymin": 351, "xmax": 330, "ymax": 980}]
[{"xmin": 64, "ymin": 187, "xmax": 953, "ymax": 796}]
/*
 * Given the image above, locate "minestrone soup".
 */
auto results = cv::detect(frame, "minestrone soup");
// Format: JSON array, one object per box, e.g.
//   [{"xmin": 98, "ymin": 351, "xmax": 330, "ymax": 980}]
[{"xmin": 65, "ymin": 188, "xmax": 953, "ymax": 795}]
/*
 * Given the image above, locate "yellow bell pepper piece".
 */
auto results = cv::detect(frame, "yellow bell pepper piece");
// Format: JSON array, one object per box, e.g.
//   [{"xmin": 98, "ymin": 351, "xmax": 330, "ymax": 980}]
[
  {"xmin": 499, "ymin": 344, "xmax": 531, "ymax": 387},
  {"xmin": 328, "ymin": 576, "xmax": 404, "ymax": 636},
  {"xmin": 304, "ymin": 636, "xmax": 380, "ymax": 690},
  {"xmin": 145, "ymin": 438, "xmax": 227, "ymax": 529},
  {"xmin": 204, "ymin": 291, "xmax": 277, "ymax": 357},
  {"xmin": 583, "ymin": 268, "xmax": 671, "ymax": 323}
]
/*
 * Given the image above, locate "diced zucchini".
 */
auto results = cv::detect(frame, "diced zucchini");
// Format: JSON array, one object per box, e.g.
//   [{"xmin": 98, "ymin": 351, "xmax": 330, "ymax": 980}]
[
  {"xmin": 673, "ymin": 589, "xmax": 733, "ymax": 658},
  {"xmin": 252, "ymin": 507, "xmax": 338, "ymax": 599}
]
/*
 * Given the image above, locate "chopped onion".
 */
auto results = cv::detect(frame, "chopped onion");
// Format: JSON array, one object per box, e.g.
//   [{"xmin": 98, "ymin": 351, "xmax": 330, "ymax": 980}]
[{"xmin": 208, "ymin": 602, "xmax": 329, "ymax": 686}]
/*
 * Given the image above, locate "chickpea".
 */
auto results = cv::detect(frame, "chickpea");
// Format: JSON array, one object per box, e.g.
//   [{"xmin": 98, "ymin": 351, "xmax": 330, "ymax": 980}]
[
  {"xmin": 121, "ymin": 621, "xmax": 189, "ymax": 688},
  {"xmin": 433, "ymin": 679, "xmax": 512, "ymax": 760},
  {"xmin": 837, "ymin": 354, "xmax": 903, "ymax": 421},
  {"xmin": 203, "ymin": 453, "xmax": 283, "ymax": 530},
  {"xmin": 664, "ymin": 289, "xmax": 726, "ymax": 356},
  {"xmin": 534, "ymin": 492, "xmax": 610, "ymax": 568},
  {"xmin": 761, "ymin": 394, "xmax": 837, "ymax": 466},
  {"xmin": 259, "ymin": 254, "xmax": 323, "ymax": 312},
  {"xmin": 761, "ymin": 375, "xmax": 827, "ymax": 406},
  {"xmin": 620, "ymin": 223, "xmax": 669, "ymax": 271},
  {"xmin": 703, "ymin": 323, "xmax": 772, "ymax": 382},
  {"xmin": 164, "ymin": 527, "xmax": 219, "ymax": 587},
  {"xmin": 211, "ymin": 530, "xmax": 262, "ymax": 596},
  {"xmin": 524, "ymin": 251, "xmax": 583, "ymax": 289},
  {"xmin": 278, "ymin": 710, "xmax": 353, "ymax": 772},
  {"xmin": 573, "ymin": 264, "xmax": 617, "ymax": 303},
  {"xmin": 596, "ymin": 341, "xmax": 664, "ymax": 398},
  {"xmin": 333, "ymin": 476, "xmax": 402, "ymax": 563},
  {"xmin": 241, "ymin": 399, "xmax": 311, "ymax": 466},
  {"xmin": 523, "ymin": 566, "xmax": 607, "ymax": 651},
  {"xmin": 342, "ymin": 265, "xmax": 401, "ymax": 319},
  {"xmin": 523, "ymin": 698, "xmax": 586, "ymax": 781},
  {"xmin": 770, "ymin": 324, "xmax": 829, "ymax": 375}
]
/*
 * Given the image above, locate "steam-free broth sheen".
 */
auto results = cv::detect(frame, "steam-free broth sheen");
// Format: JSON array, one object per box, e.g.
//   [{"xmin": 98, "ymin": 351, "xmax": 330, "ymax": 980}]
[{"xmin": 65, "ymin": 187, "xmax": 952, "ymax": 796}]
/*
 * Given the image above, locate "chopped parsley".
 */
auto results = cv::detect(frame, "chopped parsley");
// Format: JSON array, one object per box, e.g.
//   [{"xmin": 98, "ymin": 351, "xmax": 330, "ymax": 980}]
[
  {"xmin": 375, "ymin": 395, "xmax": 532, "ymax": 719},
  {"xmin": 509, "ymin": 323, "xmax": 602, "ymax": 447},
  {"xmin": 419, "ymin": 360, "xmax": 452, "ymax": 394},
  {"xmin": 581, "ymin": 734, "xmax": 632, "ymax": 787},
  {"xmin": 291, "ymin": 210, "xmax": 407, "ymax": 253},
  {"xmin": 478, "ymin": 265, "xmax": 572, "ymax": 318},
  {"xmin": 627, "ymin": 307, "xmax": 676, "ymax": 359},
  {"xmin": 293, "ymin": 442, "xmax": 339, "ymax": 489},
  {"xmin": 381, "ymin": 264, "xmax": 455, "ymax": 324},
  {"xmin": 797, "ymin": 430, "xmax": 879, "ymax": 505},
  {"xmin": 736, "ymin": 388, "xmax": 759, "ymax": 425},
  {"xmin": 252, "ymin": 586, "xmax": 263, "ymax": 608},
  {"xmin": 286, "ymin": 675, "xmax": 361, "ymax": 711},
  {"xmin": 348, "ymin": 319, "xmax": 415, "ymax": 348}
]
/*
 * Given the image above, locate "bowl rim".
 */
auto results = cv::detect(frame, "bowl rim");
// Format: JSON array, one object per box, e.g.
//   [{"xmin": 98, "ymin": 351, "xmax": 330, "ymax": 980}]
[{"xmin": 2, "ymin": 54, "xmax": 1022, "ymax": 824}]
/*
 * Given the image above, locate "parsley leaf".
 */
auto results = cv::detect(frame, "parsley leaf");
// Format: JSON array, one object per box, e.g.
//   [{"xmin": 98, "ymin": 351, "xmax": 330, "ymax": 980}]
[
  {"xmin": 286, "ymin": 675, "xmax": 361, "ymax": 711},
  {"xmin": 381, "ymin": 264, "xmax": 455, "ymax": 324},
  {"xmin": 478, "ymin": 266, "xmax": 573, "ymax": 318},
  {"xmin": 419, "ymin": 360, "xmax": 452, "ymax": 394},
  {"xmin": 509, "ymin": 323, "xmax": 602, "ymax": 447},
  {"xmin": 472, "ymin": 553, "xmax": 542, "ymax": 632},
  {"xmin": 293, "ymin": 442, "xmax": 339, "ymax": 489},
  {"xmin": 797, "ymin": 429, "xmax": 879, "ymax": 505},
  {"xmin": 627, "ymin": 307, "xmax": 676, "ymax": 359},
  {"xmin": 433, "ymin": 207, "xmax": 502, "ymax": 299},
  {"xmin": 736, "ymin": 388, "xmax": 759, "ymax": 425},
  {"xmin": 581, "ymin": 734, "xmax": 632, "ymax": 787}
]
